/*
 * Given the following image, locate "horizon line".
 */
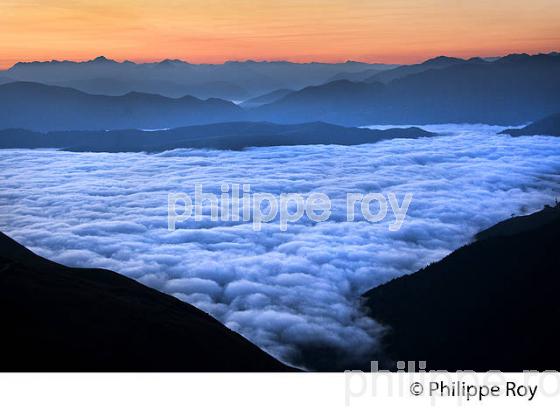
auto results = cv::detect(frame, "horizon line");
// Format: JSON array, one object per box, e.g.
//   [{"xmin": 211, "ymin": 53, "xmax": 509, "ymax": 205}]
[{"xmin": 2, "ymin": 49, "xmax": 559, "ymax": 70}]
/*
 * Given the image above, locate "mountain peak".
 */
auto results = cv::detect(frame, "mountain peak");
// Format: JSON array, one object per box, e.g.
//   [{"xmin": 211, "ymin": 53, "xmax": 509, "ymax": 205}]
[
  {"xmin": 90, "ymin": 56, "xmax": 116, "ymax": 64},
  {"xmin": 157, "ymin": 59, "xmax": 189, "ymax": 66},
  {"xmin": 422, "ymin": 55, "xmax": 465, "ymax": 65}
]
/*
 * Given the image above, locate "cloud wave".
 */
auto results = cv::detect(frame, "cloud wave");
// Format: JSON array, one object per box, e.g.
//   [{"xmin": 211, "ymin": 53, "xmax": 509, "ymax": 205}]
[{"xmin": 1, "ymin": 124, "xmax": 560, "ymax": 370}]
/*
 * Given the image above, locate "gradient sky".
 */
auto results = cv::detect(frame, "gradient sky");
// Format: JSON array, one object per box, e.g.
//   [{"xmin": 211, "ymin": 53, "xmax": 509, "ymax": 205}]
[{"xmin": 1, "ymin": 0, "xmax": 559, "ymax": 68}]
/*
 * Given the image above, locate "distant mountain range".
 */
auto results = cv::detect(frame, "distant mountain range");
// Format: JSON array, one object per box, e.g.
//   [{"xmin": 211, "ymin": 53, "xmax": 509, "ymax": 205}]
[
  {"xmin": 0, "ymin": 82, "xmax": 245, "ymax": 131},
  {"xmin": 362, "ymin": 204, "xmax": 560, "ymax": 371},
  {"xmin": 253, "ymin": 53, "xmax": 560, "ymax": 126},
  {"xmin": 239, "ymin": 89, "xmax": 295, "ymax": 108},
  {"xmin": 0, "ymin": 230, "xmax": 293, "ymax": 371},
  {"xmin": 500, "ymin": 112, "xmax": 560, "ymax": 136},
  {"xmin": 362, "ymin": 55, "xmax": 475, "ymax": 84},
  {"xmin": 0, "ymin": 122, "xmax": 434, "ymax": 152},
  {"xmin": 326, "ymin": 67, "xmax": 388, "ymax": 82},
  {"xmin": 1, "ymin": 53, "xmax": 558, "ymax": 131},
  {"xmin": 1, "ymin": 56, "xmax": 394, "ymax": 100}
]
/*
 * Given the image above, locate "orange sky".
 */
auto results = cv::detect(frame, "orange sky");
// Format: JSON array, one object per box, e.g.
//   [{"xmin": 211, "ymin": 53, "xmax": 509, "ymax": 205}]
[{"xmin": 1, "ymin": 0, "xmax": 559, "ymax": 69}]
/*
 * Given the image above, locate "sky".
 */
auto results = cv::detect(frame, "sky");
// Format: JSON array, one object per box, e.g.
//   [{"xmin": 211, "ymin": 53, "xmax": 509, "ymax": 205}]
[{"xmin": 0, "ymin": 0, "xmax": 559, "ymax": 68}]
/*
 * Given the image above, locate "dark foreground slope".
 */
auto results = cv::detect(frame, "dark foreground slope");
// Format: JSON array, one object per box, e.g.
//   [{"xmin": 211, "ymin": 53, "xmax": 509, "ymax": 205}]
[
  {"xmin": 0, "ymin": 231, "xmax": 292, "ymax": 371},
  {"xmin": 363, "ymin": 204, "xmax": 560, "ymax": 371},
  {"xmin": 0, "ymin": 122, "xmax": 434, "ymax": 152},
  {"xmin": 475, "ymin": 203, "xmax": 560, "ymax": 241},
  {"xmin": 500, "ymin": 113, "xmax": 560, "ymax": 137}
]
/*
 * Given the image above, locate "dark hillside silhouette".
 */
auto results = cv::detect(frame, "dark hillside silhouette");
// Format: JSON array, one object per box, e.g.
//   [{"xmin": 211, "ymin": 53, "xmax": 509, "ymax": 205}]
[
  {"xmin": 0, "ymin": 231, "xmax": 293, "ymax": 371},
  {"xmin": 363, "ymin": 204, "xmax": 560, "ymax": 371}
]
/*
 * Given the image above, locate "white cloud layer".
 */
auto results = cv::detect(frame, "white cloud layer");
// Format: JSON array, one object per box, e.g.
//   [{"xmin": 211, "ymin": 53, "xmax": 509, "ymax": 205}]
[{"xmin": 1, "ymin": 124, "xmax": 560, "ymax": 370}]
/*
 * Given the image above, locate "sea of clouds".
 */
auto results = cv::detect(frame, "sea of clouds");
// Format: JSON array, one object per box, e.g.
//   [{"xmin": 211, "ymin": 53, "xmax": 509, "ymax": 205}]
[{"xmin": 1, "ymin": 124, "xmax": 560, "ymax": 370}]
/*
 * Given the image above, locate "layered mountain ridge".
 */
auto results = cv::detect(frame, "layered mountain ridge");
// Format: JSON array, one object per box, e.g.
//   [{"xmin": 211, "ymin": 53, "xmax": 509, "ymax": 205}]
[
  {"xmin": 1, "ymin": 53, "xmax": 558, "ymax": 130},
  {"xmin": 0, "ymin": 122, "xmax": 435, "ymax": 152}
]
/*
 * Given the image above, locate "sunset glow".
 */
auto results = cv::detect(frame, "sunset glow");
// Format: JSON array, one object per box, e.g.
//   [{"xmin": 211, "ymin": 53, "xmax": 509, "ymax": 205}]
[{"xmin": 1, "ymin": 0, "xmax": 559, "ymax": 68}]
